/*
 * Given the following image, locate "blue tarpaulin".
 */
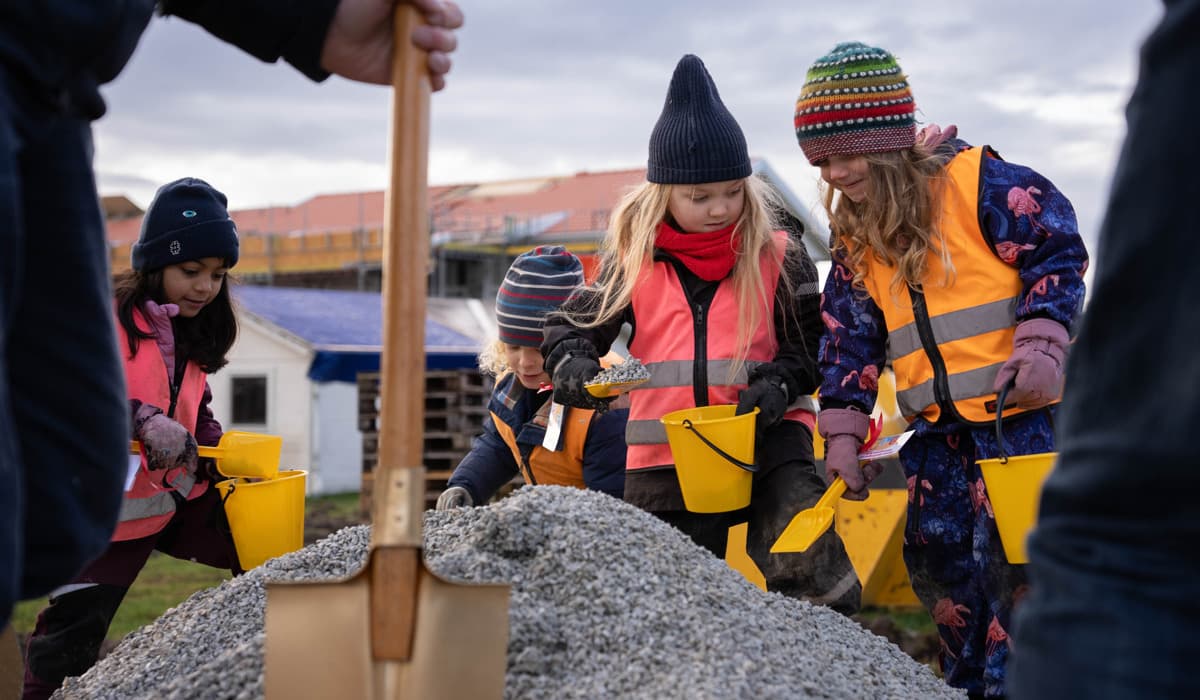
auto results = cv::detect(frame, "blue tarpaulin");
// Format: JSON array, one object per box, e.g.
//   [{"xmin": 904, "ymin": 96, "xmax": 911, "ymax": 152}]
[{"xmin": 234, "ymin": 286, "xmax": 481, "ymax": 382}]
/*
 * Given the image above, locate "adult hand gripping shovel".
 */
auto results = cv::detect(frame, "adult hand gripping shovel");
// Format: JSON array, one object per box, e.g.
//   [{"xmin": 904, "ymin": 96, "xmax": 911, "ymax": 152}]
[
  {"xmin": 771, "ymin": 416, "xmax": 884, "ymax": 553},
  {"xmin": 261, "ymin": 9, "xmax": 509, "ymax": 698}
]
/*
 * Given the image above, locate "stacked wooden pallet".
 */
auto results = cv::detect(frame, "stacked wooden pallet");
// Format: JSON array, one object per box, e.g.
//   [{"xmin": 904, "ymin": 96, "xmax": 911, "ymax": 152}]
[{"xmin": 357, "ymin": 369, "xmax": 493, "ymax": 508}]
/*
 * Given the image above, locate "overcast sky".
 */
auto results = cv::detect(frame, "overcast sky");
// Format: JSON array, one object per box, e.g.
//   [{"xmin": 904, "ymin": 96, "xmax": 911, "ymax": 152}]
[{"xmin": 94, "ymin": 0, "xmax": 1163, "ymax": 252}]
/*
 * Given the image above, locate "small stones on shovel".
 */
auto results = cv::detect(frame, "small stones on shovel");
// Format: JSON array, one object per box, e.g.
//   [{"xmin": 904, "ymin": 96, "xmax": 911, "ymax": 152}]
[{"xmin": 585, "ymin": 355, "xmax": 650, "ymax": 387}]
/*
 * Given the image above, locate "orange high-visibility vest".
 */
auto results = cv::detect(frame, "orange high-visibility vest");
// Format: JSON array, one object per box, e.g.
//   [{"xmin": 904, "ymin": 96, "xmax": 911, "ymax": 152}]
[
  {"xmin": 113, "ymin": 306, "xmax": 208, "ymax": 541},
  {"xmin": 490, "ymin": 397, "xmax": 592, "ymax": 488},
  {"xmin": 625, "ymin": 232, "xmax": 817, "ymax": 470},
  {"xmin": 859, "ymin": 146, "xmax": 1054, "ymax": 425}
]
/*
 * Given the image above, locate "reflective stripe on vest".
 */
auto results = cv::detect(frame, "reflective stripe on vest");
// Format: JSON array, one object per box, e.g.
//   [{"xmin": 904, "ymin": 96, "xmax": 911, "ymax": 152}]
[
  {"xmin": 114, "ymin": 306, "xmax": 209, "ymax": 541},
  {"xmin": 626, "ymin": 232, "xmax": 816, "ymax": 469},
  {"xmin": 860, "ymin": 146, "xmax": 1038, "ymax": 425},
  {"xmin": 489, "ymin": 377, "xmax": 591, "ymax": 488}
]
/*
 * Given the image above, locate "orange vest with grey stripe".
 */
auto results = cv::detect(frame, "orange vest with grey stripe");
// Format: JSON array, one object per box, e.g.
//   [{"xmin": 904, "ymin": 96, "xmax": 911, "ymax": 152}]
[
  {"xmin": 625, "ymin": 231, "xmax": 818, "ymax": 470},
  {"xmin": 489, "ymin": 383, "xmax": 593, "ymax": 488},
  {"xmin": 113, "ymin": 307, "xmax": 209, "ymax": 541},
  {"xmin": 860, "ymin": 146, "xmax": 1054, "ymax": 425}
]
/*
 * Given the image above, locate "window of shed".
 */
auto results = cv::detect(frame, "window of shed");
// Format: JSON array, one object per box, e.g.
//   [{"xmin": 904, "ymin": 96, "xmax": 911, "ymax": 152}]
[{"xmin": 231, "ymin": 376, "xmax": 268, "ymax": 425}]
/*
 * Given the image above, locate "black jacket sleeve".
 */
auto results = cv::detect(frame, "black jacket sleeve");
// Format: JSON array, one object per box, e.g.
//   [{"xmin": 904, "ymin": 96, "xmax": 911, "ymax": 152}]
[
  {"xmin": 446, "ymin": 414, "xmax": 520, "ymax": 505},
  {"xmin": 541, "ymin": 286, "xmax": 631, "ymax": 373},
  {"xmin": 769, "ymin": 239, "xmax": 822, "ymax": 398},
  {"xmin": 161, "ymin": 0, "xmax": 340, "ymax": 81}
]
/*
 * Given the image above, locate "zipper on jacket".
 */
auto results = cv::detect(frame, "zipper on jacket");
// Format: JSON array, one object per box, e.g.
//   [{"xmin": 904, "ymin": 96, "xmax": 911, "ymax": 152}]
[
  {"xmin": 910, "ymin": 289, "xmax": 959, "ymax": 422},
  {"xmin": 518, "ymin": 444, "xmax": 538, "ymax": 485},
  {"xmin": 665, "ymin": 256, "xmax": 712, "ymax": 406}
]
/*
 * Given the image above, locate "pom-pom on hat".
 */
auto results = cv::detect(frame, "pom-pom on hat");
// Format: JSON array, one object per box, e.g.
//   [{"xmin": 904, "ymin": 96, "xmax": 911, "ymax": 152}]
[
  {"xmin": 794, "ymin": 41, "xmax": 916, "ymax": 165},
  {"xmin": 647, "ymin": 54, "xmax": 752, "ymax": 185},
  {"xmin": 496, "ymin": 246, "xmax": 584, "ymax": 347},
  {"xmin": 131, "ymin": 177, "xmax": 240, "ymax": 271}
]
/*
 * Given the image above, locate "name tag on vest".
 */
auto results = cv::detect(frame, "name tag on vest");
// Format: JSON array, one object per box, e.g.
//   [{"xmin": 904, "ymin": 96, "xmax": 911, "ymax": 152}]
[{"xmin": 542, "ymin": 401, "xmax": 566, "ymax": 452}]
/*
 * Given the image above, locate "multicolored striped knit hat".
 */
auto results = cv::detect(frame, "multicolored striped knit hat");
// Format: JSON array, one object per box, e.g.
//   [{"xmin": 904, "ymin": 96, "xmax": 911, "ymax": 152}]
[
  {"xmin": 794, "ymin": 42, "xmax": 916, "ymax": 165},
  {"xmin": 496, "ymin": 246, "xmax": 584, "ymax": 347}
]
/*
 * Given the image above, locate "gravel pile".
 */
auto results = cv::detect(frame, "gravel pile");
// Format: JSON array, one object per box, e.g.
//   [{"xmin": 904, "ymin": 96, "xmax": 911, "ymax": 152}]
[{"xmin": 56, "ymin": 486, "xmax": 961, "ymax": 699}]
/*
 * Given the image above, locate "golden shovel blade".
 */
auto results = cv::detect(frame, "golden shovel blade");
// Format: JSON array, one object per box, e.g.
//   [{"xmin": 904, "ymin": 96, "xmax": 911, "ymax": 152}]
[
  {"xmin": 264, "ymin": 547, "xmax": 509, "ymax": 700},
  {"xmin": 771, "ymin": 477, "xmax": 848, "ymax": 553}
]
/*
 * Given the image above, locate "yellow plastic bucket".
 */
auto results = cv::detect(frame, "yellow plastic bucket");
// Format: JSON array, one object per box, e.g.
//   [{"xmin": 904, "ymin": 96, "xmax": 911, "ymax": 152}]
[
  {"xmin": 216, "ymin": 469, "xmax": 307, "ymax": 570},
  {"xmin": 978, "ymin": 452, "xmax": 1056, "ymax": 564},
  {"xmin": 661, "ymin": 405, "xmax": 758, "ymax": 513}
]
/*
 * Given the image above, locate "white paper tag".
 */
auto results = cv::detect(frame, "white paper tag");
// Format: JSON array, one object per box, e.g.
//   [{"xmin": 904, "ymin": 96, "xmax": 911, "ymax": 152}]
[
  {"xmin": 125, "ymin": 454, "xmax": 142, "ymax": 492},
  {"xmin": 858, "ymin": 430, "xmax": 915, "ymax": 462},
  {"xmin": 542, "ymin": 402, "xmax": 565, "ymax": 452}
]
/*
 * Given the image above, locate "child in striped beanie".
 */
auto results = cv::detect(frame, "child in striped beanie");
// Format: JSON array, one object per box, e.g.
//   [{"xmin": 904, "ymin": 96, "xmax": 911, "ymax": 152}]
[
  {"xmin": 436, "ymin": 245, "xmax": 627, "ymax": 511},
  {"xmin": 797, "ymin": 40, "xmax": 1090, "ymax": 699}
]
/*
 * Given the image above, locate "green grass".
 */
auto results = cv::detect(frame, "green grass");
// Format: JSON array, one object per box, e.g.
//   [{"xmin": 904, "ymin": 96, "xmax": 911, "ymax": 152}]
[{"xmin": 10, "ymin": 492, "xmax": 364, "ymax": 640}]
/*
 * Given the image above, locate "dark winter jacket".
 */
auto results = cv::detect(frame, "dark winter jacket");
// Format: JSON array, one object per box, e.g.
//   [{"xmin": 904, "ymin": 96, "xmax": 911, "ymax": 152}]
[
  {"xmin": 0, "ymin": 0, "xmax": 338, "ymax": 119},
  {"xmin": 446, "ymin": 372, "xmax": 627, "ymax": 504}
]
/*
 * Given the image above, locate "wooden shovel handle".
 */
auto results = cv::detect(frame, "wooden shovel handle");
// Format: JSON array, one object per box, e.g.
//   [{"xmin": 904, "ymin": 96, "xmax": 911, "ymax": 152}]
[{"xmin": 373, "ymin": 4, "xmax": 431, "ymax": 548}]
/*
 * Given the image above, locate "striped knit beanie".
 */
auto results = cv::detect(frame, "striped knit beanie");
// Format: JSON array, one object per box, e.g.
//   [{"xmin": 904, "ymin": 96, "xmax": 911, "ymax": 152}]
[
  {"xmin": 647, "ymin": 54, "xmax": 752, "ymax": 185},
  {"xmin": 794, "ymin": 42, "xmax": 916, "ymax": 165},
  {"xmin": 496, "ymin": 246, "xmax": 584, "ymax": 347}
]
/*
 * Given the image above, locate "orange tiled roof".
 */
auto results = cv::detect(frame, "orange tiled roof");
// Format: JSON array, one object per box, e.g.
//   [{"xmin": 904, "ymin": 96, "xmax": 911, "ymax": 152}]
[{"xmin": 105, "ymin": 168, "xmax": 647, "ymax": 245}]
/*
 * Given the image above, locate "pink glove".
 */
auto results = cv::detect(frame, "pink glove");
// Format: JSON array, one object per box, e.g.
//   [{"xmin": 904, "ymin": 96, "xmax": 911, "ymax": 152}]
[
  {"xmin": 993, "ymin": 318, "xmax": 1069, "ymax": 409},
  {"xmin": 133, "ymin": 403, "xmax": 198, "ymax": 472},
  {"xmin": 819, "ymin": 408, "xmax": 882, "ymax": 501},
  {"xmin": 916, "ymin": 123, "xmax": 958, "ymax": 150}
]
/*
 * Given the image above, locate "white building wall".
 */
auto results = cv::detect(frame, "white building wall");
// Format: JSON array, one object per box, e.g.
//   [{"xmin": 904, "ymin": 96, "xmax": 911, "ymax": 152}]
[
  {"xmin": 209, "ymin": 317, "xmax": 315, "ymax": 490},
  {"xmin": 311, "ymin": 381, "xmax": 364, "ymax": 495}
]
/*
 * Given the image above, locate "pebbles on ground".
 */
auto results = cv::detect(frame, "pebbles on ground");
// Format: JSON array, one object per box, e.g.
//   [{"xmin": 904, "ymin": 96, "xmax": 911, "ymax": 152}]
[{"xmin": 55, "ymin": 486, "xmax": 961, "ymax": 699}]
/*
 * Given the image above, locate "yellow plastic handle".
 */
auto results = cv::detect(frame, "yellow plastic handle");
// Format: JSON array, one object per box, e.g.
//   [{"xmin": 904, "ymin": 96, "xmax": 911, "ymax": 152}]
[
  {"xmin": 815, "ymin": 476, "xmax": 848, "ymax": 510},
  {"xmin": 129, "ymin": 440, "xmax": 222, "ymax": 458}
]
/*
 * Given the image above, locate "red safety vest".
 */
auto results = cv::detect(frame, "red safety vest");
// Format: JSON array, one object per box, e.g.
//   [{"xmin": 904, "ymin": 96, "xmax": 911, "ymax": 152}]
[
  {"xmin": 624, "ymin": 232, "xmax": 817, "ymax": 470},
  {"xmin": 859, "ymin": 146, "xmax": 1054, "ymax": 425},
  {"xmin": 113, "ymin": 306, "xmax": 208, "ymax": 541}
]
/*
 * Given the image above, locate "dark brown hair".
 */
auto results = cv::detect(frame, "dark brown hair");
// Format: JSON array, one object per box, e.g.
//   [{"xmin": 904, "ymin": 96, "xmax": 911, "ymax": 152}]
[{"xmin": 113, "ymin": 264, "xmax": 238, "ymax": 373}]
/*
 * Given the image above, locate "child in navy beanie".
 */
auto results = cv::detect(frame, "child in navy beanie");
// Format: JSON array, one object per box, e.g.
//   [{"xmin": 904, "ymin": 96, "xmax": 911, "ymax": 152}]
[
  {"xmin": 541, "ymin": 54, "xmax": 860, "ymax": 614},
  {"xmin": 22, "ymin": 176, "xmax": 245, "ymax": 697}
]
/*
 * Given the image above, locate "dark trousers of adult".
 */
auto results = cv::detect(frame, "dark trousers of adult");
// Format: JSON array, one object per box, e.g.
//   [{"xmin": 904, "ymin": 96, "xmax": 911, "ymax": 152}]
[
  {"xmin": 1008, "ymin": 2, "xmax": 1200, "ymax": 697},
  {"xmin": 22, "ymin": 486, "xmax": 240, "ymax": 700},
  {"xmin": 900, "ymin": 409, "xmax": 1054, "ymax": 699},
  {"xmin": 0, "ymin": 69, "xmax": 128, "ymax": 631},
  {"xmin": 655, "ymin": 421, "xmax": 862, "ymax": 616}
]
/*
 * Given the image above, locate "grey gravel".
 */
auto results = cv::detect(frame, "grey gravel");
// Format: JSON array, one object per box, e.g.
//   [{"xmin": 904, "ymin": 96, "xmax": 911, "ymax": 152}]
[
  {"xmin": 586, "ymin": 356, "xmax": 650, "ymax": 386},
  {"xmin": 55, "ymin": 486, "xmax": 962, "ymax": 699}
]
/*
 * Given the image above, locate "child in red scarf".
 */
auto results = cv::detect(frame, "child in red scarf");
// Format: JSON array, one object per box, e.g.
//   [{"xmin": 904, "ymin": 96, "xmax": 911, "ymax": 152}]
[{"xmin": 542, "ymin": 54, "xmax": 860, "ymax": 614}]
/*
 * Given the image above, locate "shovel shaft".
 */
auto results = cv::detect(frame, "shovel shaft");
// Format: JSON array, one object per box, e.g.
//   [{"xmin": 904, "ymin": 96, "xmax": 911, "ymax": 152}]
[
  {"xmin": 374, "ymin": 4, "xmax": 431, "ymax": 549},
  {"xmin": 129, "ymin": 440, "xmax": 222, "ymax": 459},
  {"xmin": 816, "ymin": 475, "xmax": 848, "ymax": 510}
]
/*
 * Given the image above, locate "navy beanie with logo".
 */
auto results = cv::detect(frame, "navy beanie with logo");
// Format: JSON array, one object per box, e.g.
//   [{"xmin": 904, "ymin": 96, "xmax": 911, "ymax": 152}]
[
  {"xmin": 131, "ymin": 177, "xmax": 240, "ymax": 271},
  {"xmin": 496, "ymin": 246, "xmax": 584, "ymax": 347},
  {"xmin": 647, "ymin": 54, "xmax": 752, "ymax": 185}
]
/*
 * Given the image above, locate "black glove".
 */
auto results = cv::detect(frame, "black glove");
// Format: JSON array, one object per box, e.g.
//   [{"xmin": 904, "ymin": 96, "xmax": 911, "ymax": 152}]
[
  {"xmin": 736, "ymin": 363, "xmax": 792, "ymax": 437},
  {"xmin": 549, "ymin": 340, "xmax": 613, "ymax": 411}
]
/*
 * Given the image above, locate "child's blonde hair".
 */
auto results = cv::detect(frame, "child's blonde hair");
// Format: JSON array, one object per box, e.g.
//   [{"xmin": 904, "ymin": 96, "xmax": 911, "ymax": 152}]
[
  {"xmin": 822, "ymin": 146, "xmax": 954, "ymax": 295},
  {"xmin": 562, "ymin": 174, "xmax": 794, "ymax": 377},
  {"xmin": 477, "ymin": 339, "xmax": 510, "ymax": 378}
]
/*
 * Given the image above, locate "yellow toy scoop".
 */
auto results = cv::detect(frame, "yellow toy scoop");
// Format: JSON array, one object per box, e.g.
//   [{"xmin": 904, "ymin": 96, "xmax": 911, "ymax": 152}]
[
  {"xmin": 130, "ymin": 430, "xmax": 281, "ymax": 479},
  {"xmin": 585, "ymin": 378, "xmax": 648, "ymax": 398},
  {"xmin": 770, "ymin": 476, "xmax": 848, "ymax": 553}
]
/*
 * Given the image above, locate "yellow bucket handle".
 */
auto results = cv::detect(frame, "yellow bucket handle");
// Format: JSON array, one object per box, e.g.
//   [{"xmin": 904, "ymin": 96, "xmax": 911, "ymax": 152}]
[{"xmin": 681, "ymin": 418, "xmax": 758, "ymax": 472}]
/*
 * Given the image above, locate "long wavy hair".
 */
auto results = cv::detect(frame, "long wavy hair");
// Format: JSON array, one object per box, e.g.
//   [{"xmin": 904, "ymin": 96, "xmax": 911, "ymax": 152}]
[
  {"xmin": 561, "ymin": 175, "xmax": 793, "ymax": 377},
  {"xmin": 114, "ymin": 263, "xmax": 238, "ymax": 374},
  {"xmin": 823, "ymin": 146, "xmax": 953, "ymax": 295}
]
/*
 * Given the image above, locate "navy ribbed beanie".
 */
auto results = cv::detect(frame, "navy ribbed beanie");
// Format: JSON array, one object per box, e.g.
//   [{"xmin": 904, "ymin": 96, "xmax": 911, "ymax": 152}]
[
  {"xmin": 647, "ymin": 54, "xmax": 752, "ymax": 185},
  {"xmin": 131, "ymin": 177, "xmax": 240, "ymax": 271}
]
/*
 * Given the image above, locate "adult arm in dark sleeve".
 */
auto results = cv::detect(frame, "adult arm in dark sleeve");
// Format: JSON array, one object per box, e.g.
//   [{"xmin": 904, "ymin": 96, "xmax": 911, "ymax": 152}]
[
  {"xmin": 581, "ymin": 407, "xmax": 628, "ymax": 498},
  {"xmin": 160, "ymin": 0, "xmax": 341, "ymax": 81},
  {"xmin": 445, "ymin": 414, "xmax": 520, "ymax": 505}
]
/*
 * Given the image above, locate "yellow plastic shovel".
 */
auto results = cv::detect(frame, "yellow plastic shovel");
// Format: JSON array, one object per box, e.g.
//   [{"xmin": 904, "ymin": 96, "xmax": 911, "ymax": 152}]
[
  {"xmin": 770, "ymin": 476, "xmax": 848, "ymax": 553},
  {"xmin": 130, "ymin": 430, "xmax": 282, "ymax": 479},
  {"xmin": 260, "ymin": 9, "xmax": 509, "ymax": 699},
  {"xmin": 585, "ymin": 378, "xmax": 648, "ymax": 399}
]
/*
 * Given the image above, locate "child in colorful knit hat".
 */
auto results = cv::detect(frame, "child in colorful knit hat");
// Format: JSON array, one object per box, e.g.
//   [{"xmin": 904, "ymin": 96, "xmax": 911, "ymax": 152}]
[
  {"xmin": 542, "ymin": 54, "xmax": 861, "ymax": 615},
  {"xmin": 435, "ymin": 246, "xmax": 626, "ymax": 510},
  {"xmin": 795, "ymin": 41, "xmax": 1090, "ymax": 697}
]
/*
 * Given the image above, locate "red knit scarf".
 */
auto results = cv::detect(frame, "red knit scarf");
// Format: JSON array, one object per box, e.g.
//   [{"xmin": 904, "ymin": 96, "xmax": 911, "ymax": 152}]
[{"xmin": 654, "ymin": 220, "xmax": 740, "ymax": 281}]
